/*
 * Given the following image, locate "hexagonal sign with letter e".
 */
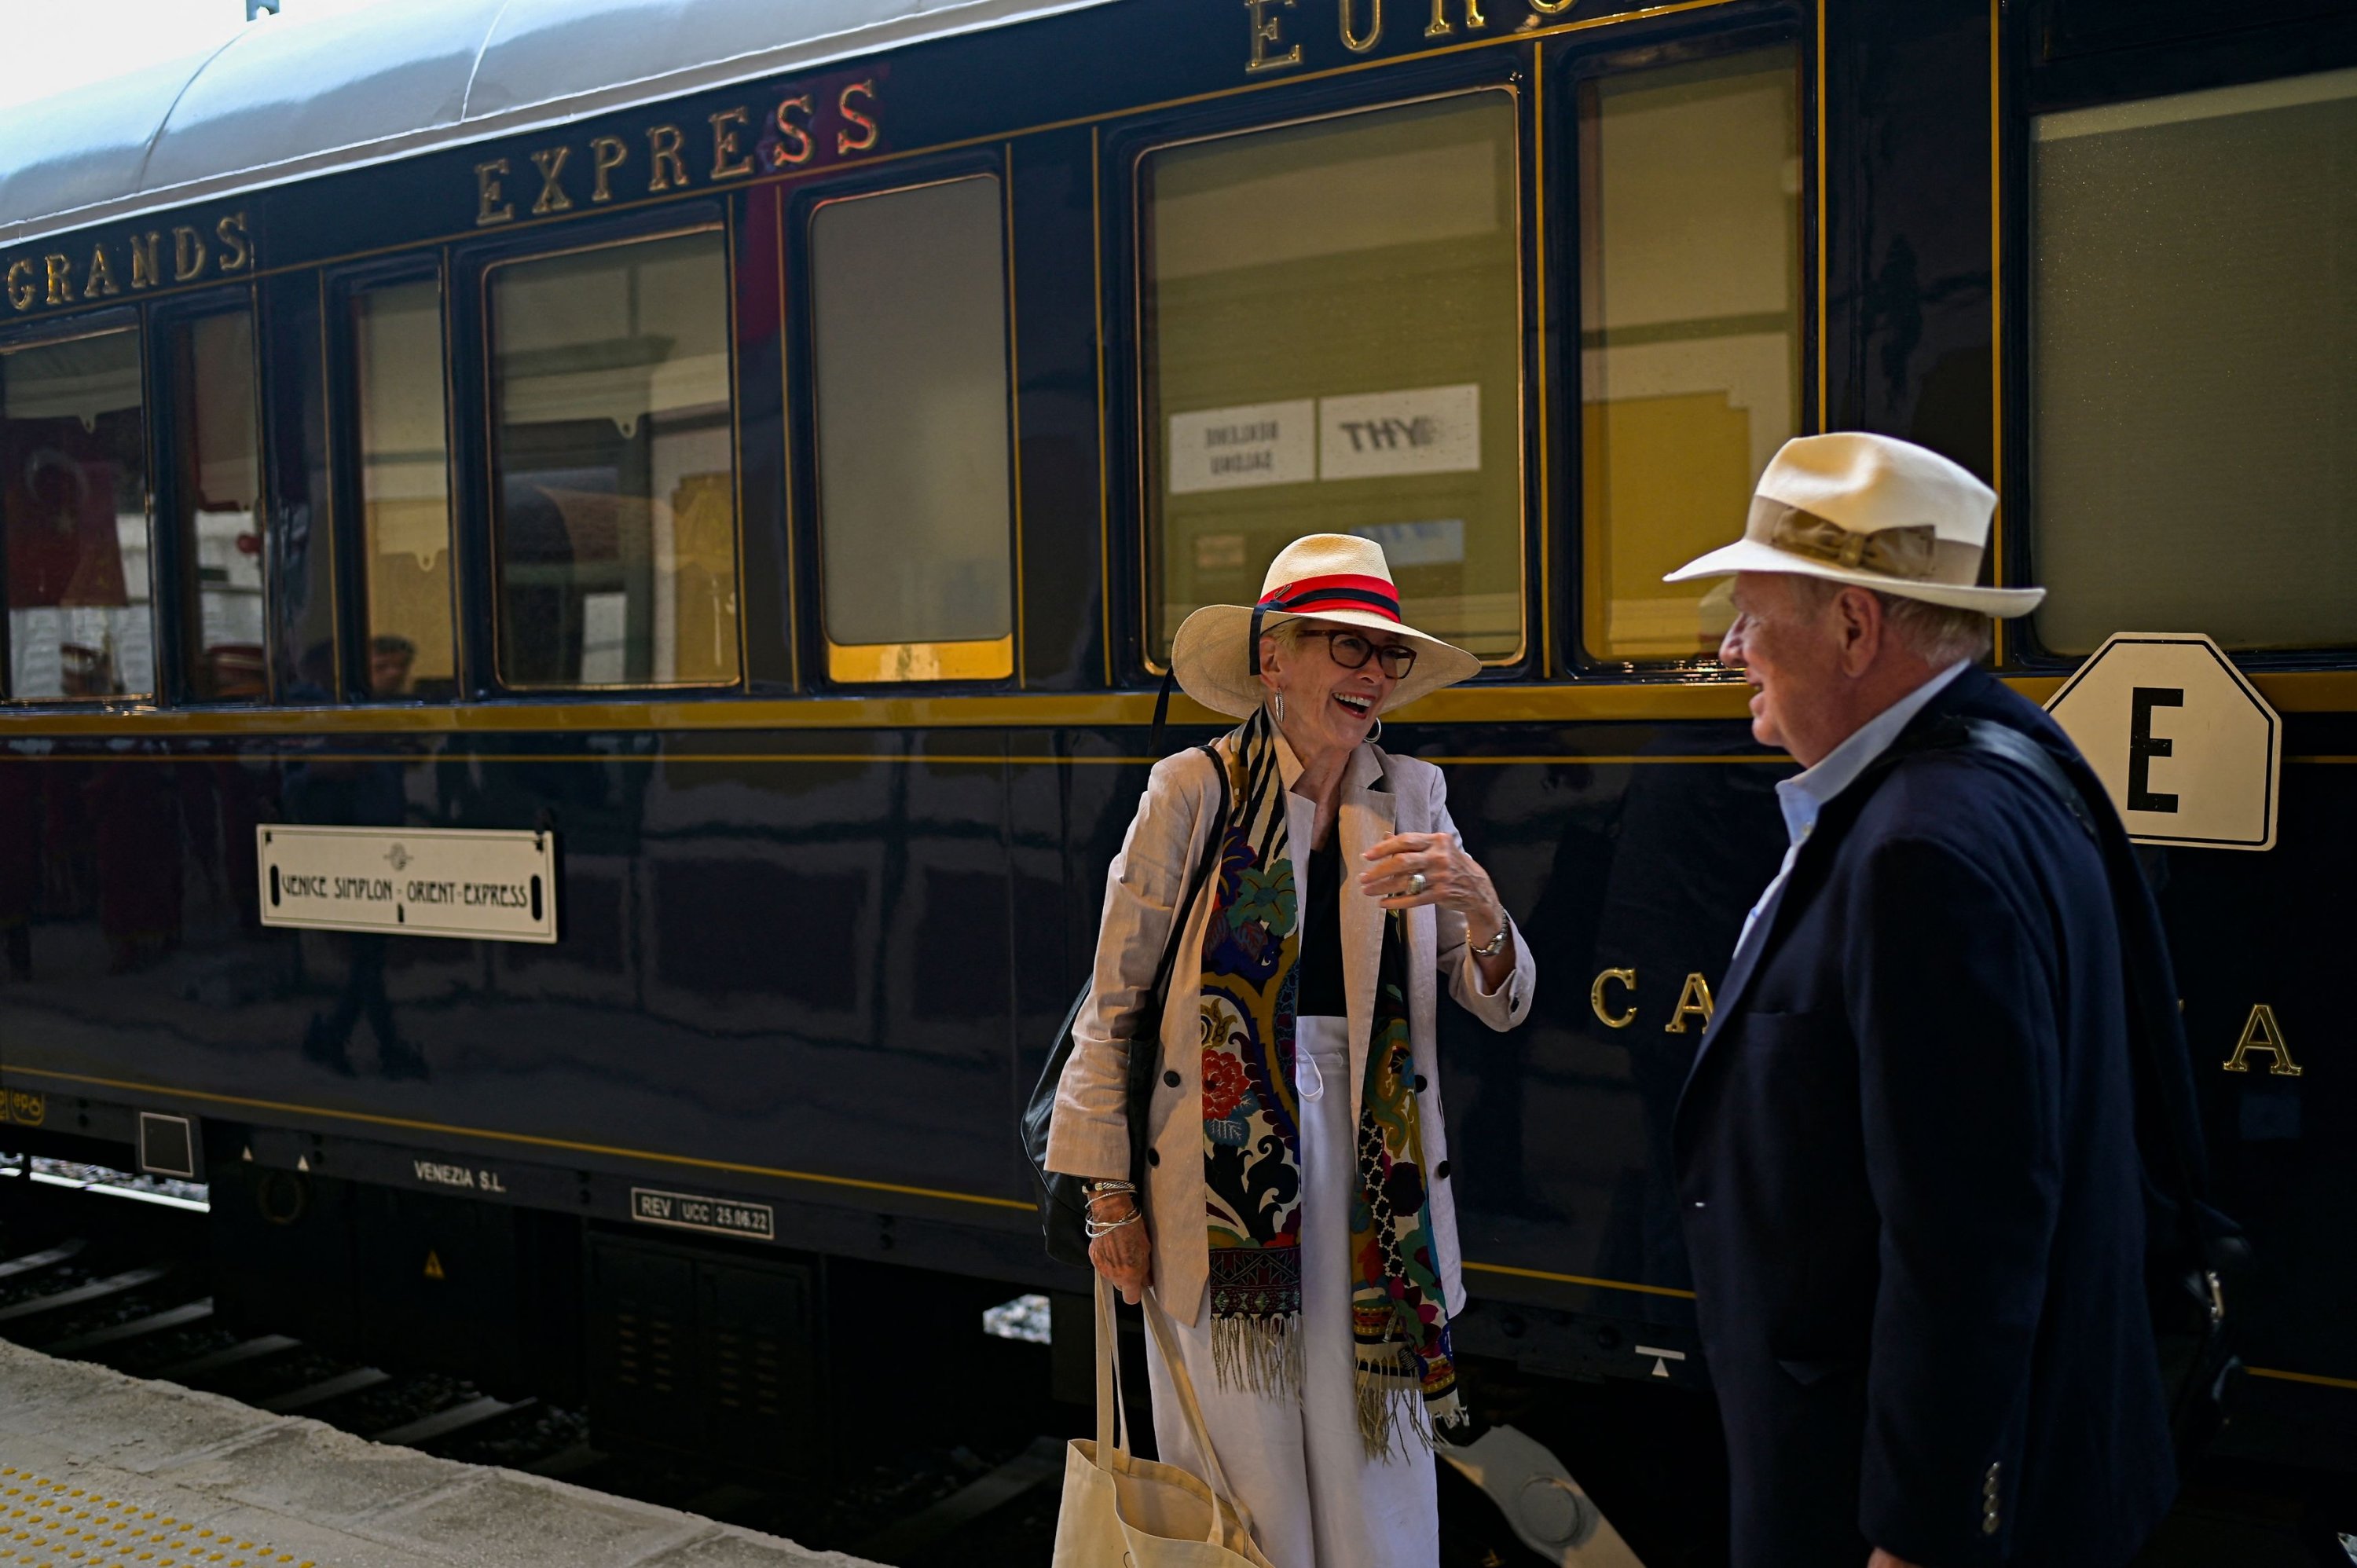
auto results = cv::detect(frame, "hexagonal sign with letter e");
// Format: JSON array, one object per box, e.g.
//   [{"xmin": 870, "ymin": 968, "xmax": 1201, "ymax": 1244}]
[{"xmin": 2045, "ymin": 632, "xmax": 2280, "ymax": 852}]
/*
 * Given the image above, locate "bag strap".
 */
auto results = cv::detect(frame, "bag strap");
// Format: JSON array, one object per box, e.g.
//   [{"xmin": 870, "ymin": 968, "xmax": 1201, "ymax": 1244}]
[
  {"xmin": 1125, "ymin": 741, "xmax": 1230, "ymax": 1179},
  {"xmin": 1866, "ymin": 716, "xmax": 2233, "ymax": 1277},
  {"xmin": 1142, "ymin": 1286, "xmax": 1260, "ymax": 1547}
]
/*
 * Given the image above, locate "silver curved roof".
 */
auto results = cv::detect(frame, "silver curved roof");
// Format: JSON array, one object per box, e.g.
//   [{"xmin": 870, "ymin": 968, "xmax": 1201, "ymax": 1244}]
[{"xmin": 0, "ymin": 0, "xmax": 1115, "ymax": 250}]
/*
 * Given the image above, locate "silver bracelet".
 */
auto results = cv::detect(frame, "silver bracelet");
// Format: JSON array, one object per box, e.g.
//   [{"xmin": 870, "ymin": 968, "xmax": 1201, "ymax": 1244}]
[
  {"xmin": 1471, "ymin": 921, "xmax": 1510, "ymax": 958},
  {"xmin": 1084, "ymin": 1205, "xmax": 1143, "ymax": 1240}
]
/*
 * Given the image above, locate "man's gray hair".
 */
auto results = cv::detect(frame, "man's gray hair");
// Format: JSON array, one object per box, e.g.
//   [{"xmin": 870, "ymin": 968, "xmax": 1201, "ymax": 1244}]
[{"xmin": 1789, "ymin": 576, "xmax": 1993, "ymax": 665}]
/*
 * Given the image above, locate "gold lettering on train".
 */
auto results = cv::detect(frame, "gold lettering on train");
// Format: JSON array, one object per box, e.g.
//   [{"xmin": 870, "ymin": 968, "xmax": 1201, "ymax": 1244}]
[
  {"xmin": 2222, "ymin": 1002, "xmax": 2302, "ymax": 1077},
  {"xmin": 587, "ymin": 136, "xmax": 628, "ymax": 203},
  {"xmin": 1662, "ymin": 972, "xmax": 1715, "ymax": 1034},
  {"xmin": 1590, "ymin": 968, "xmax": 1637, "ymax": 1029},
  {"xmin": 647, "ymin": 124, "xmax": 688, "ymax": 192},
  {"xmin": 1244, "ymin": 0, "xmax": 1303, "ymax": 71},
  {"xmin": 42, "ymin": 255, "xmax": 73, "ymax": 306},
  {"xmin": 130, "ymin": 230, "xmax": 161, "ymax": 288},
  {"xmin": 1526, "ymin": 0, "xmax": 1576, "ymax": 13},
  {"xmin": 4, "ymin": 259, "xmax": 32, "ymax": 312},
  {"xmin": 171, "ymin": 225, "xmax": 208, "ymax": 281},
  {"xmin": 772, "ymin": 95, "xmax": 816, "ymax": 167},
  {"xmin": 476, "ymin": 159, "xmax": 515, "ymax": 225},
  {"xmin": 530, "ymin": 147, "xmax": 574, "ymax": 214},
  {"xmin": 835, "ymin": 81, "xmax": 879, "ymax": 155},
  {"xmin": 1340, "ymin": 0, "xmax": 1382, "ymax": 52},
  {"xmin": 215, "ymin": 212, "xmax": 252, "ymax": 271},
  {"xmin": 1424, "ymin": 0, "xmax": 1485, "ymax": 35},
  {"xmin": 709, "ymin": 107, "xmax": 754, "ymax": 178},
  {"xmin": 83, "ymin": 244, "xmax": 119, "ymax": 299},
  {"xmin": 1, "ymin": 1090, "xmax": 43, "ymax": 1128}
]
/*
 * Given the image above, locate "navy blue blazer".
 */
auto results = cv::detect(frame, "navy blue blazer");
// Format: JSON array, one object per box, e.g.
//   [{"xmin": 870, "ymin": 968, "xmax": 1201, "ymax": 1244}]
[{"xmin": 1673, "ymin": 665, "xmax": 2176, "ymax": 1567}]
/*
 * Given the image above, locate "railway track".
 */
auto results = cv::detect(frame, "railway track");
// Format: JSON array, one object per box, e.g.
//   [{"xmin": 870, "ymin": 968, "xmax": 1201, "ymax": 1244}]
[{"xmin": 0, "ymin": 1156, "xmax": 1080, "ymax": 1568}]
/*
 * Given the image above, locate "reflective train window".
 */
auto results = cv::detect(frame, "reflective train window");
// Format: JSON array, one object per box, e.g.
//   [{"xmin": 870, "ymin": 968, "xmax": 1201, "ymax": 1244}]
[
  {"xmin": 811, "ymin": 175, "xmax": 1014, "ymax": 683},
  {"xmin": 488, "ymin": 229, "xmax": 740, "ymax": 689},
  {"xmin": 352, "ymin": 279, "xmax": 456, "ymax": 699},
  {"xmin": 166, "ymin": 307, "xmax": 267, "ymax": 701},
  {"xmin": 0, "ymin": 327, "xmax": 152, "ymax": 701},
  {"xmin": 1141, "ymin": 92, "xmax": 1523, "ymax": 665},
  {"xmin": 1579, "ymin": 45, "xmax": 1802, "ymax": 663},
  {"xmin": 2031, "ymin": 65, "xmax": 2357, "ymax": 654}
]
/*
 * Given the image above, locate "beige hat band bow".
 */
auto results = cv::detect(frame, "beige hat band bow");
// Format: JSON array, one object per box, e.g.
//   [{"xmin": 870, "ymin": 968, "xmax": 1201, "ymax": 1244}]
[{"xmin": 1753, "ymin": 499, "xmax": 1985, "ymax": 588}]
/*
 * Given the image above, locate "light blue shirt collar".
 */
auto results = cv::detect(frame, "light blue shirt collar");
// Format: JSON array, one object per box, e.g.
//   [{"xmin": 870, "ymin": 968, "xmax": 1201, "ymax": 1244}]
[{"xmin": 1775, "ymin": 660, "xmax": 1970, "ymax": 849}]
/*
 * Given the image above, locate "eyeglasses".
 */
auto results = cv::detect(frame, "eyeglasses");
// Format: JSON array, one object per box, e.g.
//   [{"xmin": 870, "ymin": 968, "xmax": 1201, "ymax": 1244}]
[{"xmin": 1305, "ymin": 629, "xmax": 1417, "ymax": 680}]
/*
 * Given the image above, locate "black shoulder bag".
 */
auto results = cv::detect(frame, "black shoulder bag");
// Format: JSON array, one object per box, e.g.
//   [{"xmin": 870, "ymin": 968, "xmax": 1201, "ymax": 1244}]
[
  {"xmin": 1878, "ymin": 716, "xmax": 2249, "ymax": 1472},
  {"xmin": 1019, "ymin": 687, "xmax": 1228, "ymax": 1268}
]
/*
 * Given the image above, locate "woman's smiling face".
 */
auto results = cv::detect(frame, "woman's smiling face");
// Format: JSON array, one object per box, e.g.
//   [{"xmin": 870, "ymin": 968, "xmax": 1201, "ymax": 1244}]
[{"xmin": 1258, "ymin": 617, "xmax": 1406, "ymax": 760}]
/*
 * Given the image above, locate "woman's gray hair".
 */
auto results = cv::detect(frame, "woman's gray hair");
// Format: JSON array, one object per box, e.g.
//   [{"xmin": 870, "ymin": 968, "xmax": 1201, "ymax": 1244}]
[{"xmin": 1791, "ymin": 577, "xmax": 1992, "ymax": 665}]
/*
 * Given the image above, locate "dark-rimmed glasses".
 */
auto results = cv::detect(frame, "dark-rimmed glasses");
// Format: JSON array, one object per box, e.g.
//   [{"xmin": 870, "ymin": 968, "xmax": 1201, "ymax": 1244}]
[{"xmin": 1305, "ymin": 629, "xmax": 1417, "ymax": 680}]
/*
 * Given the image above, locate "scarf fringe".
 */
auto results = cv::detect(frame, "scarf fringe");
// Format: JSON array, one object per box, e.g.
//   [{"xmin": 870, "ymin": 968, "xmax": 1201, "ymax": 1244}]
[
  {"xmin": 1352, "ymin": 1369, "xmax": 1466, "ymax": 1461},
  {"xmin": 1212, "ymin": 1313, "xmax": 1304, "ymax": 1400}
]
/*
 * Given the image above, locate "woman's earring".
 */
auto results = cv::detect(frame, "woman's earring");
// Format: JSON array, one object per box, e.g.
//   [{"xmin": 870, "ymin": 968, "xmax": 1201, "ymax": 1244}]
[
  {"xmin": 1368, "ymin": 716, "xmax": 1384, "ymax": 743},
  {"xmin": 1272, "ymin": 693, "xmax": 1285, "ymax": 723}
]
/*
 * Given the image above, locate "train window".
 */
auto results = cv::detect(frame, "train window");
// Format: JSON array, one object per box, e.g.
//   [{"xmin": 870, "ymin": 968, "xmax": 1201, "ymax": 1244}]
[
  {"xmin": 2029, "ymin": 66, "xmax": 2357, "ymax": 654},
  {"xmin": 1578, "ymin": 45, "xmax": 1802, "ymax": 662},
  {"xmin": 1141, "ymin": 92, "xmax": 1523, "ymax": 665},
  {"xmin": 811, "ymin": 175, "xmax": 1014, "ymax": 683},
  {"xmin": 488, "ymin": 229, "xmax": 739, "ymax": 689},
  {"xmin": 353, "ymin": 280, "xmax": 456, "ymax": 698},
  {"xmin": 0, "ymin": 327, "xmax": 152, "ymax": 701},
  {"xmin": 167, "ymin": 307, "xmax": 268, "ymax": 700}
]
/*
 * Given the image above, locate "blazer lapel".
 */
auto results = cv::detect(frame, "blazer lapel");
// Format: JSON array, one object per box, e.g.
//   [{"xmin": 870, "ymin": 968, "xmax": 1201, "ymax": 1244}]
[{"xmin": 1337, "ymin": 746, "xmax": 1395, "ymax": 1132}]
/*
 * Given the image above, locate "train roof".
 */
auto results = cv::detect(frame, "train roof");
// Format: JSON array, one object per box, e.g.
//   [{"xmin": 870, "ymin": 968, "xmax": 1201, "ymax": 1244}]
[{"xmin": 0, "ymin": 0, "xmax": 1110, "ymax": 251}]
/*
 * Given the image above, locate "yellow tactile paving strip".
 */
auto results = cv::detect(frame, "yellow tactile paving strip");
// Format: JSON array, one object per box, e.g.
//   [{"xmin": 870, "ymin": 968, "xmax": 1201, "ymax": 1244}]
[{"xmin": 0, "ymin": 1469, "xmax": 313, "ymax": 1568}]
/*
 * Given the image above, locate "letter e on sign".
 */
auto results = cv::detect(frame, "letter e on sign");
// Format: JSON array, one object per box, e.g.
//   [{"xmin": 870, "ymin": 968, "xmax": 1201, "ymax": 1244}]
[{"xmin": 2045, "ymin": 632, "xmax": 2280, "ymax": 851}]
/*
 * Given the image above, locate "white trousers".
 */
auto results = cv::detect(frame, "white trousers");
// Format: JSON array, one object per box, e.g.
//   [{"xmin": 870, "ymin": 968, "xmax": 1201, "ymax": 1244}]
[{"xmin": 1146, "ymin": 1015, "xmax": 1439, "ymax": 1568}]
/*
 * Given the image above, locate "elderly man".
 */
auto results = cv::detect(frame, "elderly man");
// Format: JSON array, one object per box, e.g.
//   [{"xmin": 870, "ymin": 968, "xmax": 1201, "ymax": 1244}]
[{"xmin": 1665, "ymin": 434, "xmax": 2181, "ymax": 1566}]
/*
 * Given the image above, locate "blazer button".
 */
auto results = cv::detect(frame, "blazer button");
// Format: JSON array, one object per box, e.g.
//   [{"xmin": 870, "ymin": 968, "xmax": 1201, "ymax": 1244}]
[
  {"xmin": 1146, "ymin": 1149, "xmax": 1160, "ymax": 1167},
  {"xmin": 1434, "ymin": 1160, "xmax": 1451, "ymax": 1180},
  {"xmin": 1164, "ymin": 1070, "xmax": 1182, "ymax": 1088},
  {"xmin": 1414, "ymin": 1075, "xmax": 1429, "ymax": 1093}
]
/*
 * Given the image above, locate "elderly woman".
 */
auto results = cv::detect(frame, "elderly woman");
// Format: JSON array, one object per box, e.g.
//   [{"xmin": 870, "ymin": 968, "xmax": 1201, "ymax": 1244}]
[{"xmin": 1046, "ymin": 534, "xmax": 1537, "ymax": 1568}]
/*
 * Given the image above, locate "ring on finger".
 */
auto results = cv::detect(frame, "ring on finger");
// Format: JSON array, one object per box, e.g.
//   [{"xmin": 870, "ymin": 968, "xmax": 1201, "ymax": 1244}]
[{"xmin": 1407, "ymin": 871, "xmax": 1429, "ymax": 896}]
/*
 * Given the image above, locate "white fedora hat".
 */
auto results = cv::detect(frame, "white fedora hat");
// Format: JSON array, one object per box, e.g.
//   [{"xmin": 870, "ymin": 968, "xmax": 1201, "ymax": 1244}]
[
  {"xmin": 1171, "ymin": 534, "xmax": 1483, "ymax": 720},
  {"xmin": 1665, "ymin": 432, "xmax": 2044, "ymax": 617}
]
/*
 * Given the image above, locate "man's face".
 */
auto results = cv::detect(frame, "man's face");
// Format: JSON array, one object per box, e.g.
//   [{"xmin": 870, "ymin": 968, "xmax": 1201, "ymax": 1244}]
[{"xmin": 1719, "ymin": 572, "xmax": 1848, "ymax": 765}]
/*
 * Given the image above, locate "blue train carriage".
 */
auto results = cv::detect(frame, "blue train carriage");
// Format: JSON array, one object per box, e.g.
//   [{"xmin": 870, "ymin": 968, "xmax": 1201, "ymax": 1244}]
[{"xmin": 0, "ymin": 0, "xmax": 2351, "ymax": 1548}]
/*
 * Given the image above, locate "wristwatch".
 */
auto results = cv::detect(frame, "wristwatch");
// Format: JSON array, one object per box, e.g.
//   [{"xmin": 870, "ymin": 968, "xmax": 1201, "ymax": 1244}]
[{"xmin": 1471, "ymin": 922, "xmax": 1510, "ymax": 958}]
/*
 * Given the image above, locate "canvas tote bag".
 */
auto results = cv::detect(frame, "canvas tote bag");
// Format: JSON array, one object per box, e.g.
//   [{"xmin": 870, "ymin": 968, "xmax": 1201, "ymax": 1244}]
[{"xmin": 1051, "ymin": 1276, "xmax": 1277, "ymax": 1568}]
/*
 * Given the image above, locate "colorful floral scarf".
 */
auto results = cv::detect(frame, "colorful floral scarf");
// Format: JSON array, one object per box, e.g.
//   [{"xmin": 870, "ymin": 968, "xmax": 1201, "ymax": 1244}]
[{"xmin": 1195, "ymin": 708, "xmax": 1462, "ymax": 1457}]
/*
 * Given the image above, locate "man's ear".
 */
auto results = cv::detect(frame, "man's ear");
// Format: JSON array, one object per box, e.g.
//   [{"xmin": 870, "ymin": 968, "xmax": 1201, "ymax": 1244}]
[{"xmin": 1835, "ymin": 586, "xmax": 1884, "ymax": 676}]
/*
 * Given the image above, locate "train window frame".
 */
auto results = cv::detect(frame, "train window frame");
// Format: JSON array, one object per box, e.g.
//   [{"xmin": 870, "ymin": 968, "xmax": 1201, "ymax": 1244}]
[
  {"xmin": 151, "ymin": 284, "xmax": 273, "ymax": 705},
  {"xmin": 2002, "ymin": 16, "xmax": 2357, "ymax": 672},
  {"xmin": 1560, "ymin": 21, "xmax": 1812, "ymax": 679},
  {"xmin": 1119, "ymin": 72, "xmax": 1536, "ymax": 682},
  {"xmin": 0, "ymin": 310, "xmax": 156, "ymax": 706},
  {"xmin": 471, "ymin": 211, "xmax": 747, "ymax": 696},
  {"xmin": 327, "ymin": 256, "xmax": 462, "ymax": 705},
  {"xmin": 792, "ymin": 161, "xmax": 1020, "ymax": 688}
]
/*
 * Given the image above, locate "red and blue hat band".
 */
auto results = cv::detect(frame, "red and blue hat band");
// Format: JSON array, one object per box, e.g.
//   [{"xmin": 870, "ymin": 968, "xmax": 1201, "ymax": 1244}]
[{"xmin": 1255, "ymin": 573, "xmax": 1402, "ymax": 623}]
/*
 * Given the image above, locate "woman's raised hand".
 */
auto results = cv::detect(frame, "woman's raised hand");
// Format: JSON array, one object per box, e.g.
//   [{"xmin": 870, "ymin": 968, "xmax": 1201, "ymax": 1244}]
[
  {"xmin": 1087, "ymin": 1193, "xmax": 1153, "ymax": 1306},
  {"xmin": 1358, "ymin": 830, "xmax": 1505, "ymax": 929}
]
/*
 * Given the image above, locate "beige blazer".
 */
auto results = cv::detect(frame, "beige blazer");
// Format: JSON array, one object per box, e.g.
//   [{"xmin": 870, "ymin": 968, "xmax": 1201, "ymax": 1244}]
[{"xmin": 1044, "ymin": 735, "xmax": 1536, "ymax": 1327}]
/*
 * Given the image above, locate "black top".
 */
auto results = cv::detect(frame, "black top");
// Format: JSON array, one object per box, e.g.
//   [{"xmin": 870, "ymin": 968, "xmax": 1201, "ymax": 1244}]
[{"xmin": 1296, "ymin": 833, "xmax": 1346, "ymax": 1018}]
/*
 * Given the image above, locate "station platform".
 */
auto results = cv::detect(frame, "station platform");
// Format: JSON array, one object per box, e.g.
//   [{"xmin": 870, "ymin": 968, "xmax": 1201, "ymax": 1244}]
[{"xmin": 0, "ymin": 1338, "xmax": 879, "ymax": 1568}]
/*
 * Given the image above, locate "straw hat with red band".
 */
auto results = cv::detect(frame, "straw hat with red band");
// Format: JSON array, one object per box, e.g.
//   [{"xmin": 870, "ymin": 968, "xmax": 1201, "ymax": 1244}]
[{"xmin": 1170, "ymin": 533, "xmax": 1483, "ymax": 720}]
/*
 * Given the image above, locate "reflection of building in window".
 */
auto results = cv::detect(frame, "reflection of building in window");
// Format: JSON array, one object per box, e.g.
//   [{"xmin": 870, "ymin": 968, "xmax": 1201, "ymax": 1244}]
[
  {"xmin": 2033, "ymin": 66, "xmax": 2357, "ymax": 654},
  {"xmin": 812, "ymin": 174, "xmax": 1014, "ymax": 683},
  {"xmin": 170, "ymin": 310, "xmax": 266, "ymax": 699},
  {"xmin": 489, "ymin": 229, "xmax": 739, "ymax": 688},
  {"xmin": 1581, "ymin": 46, "xmax": 1801, "ymax": 663},
  {"xmin": 0, "ymin": 328, "xmax": 154, "ymax": 701},
  {"xmin": 1143, "ymin": 93, "xmax": 1523, "ymax": 664},
  {"xmin": 354, "ymin": 280, "xmax": 456, "ymax": 698}
]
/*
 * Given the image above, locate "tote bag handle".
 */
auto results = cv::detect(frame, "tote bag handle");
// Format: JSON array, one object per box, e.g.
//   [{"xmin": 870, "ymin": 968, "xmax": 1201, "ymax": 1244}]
[{"xmin": 1091, "ymin": 1275, "xmax": 1262, "ymax": 1547}]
